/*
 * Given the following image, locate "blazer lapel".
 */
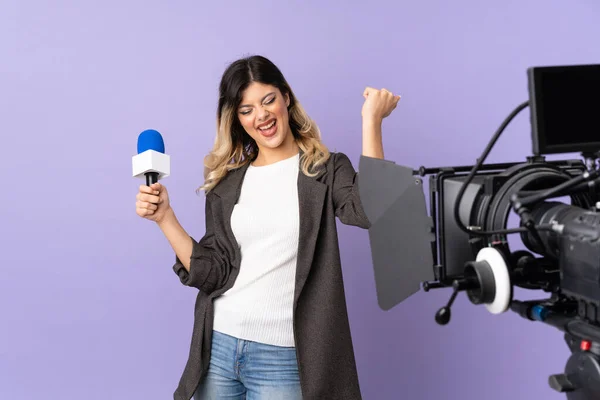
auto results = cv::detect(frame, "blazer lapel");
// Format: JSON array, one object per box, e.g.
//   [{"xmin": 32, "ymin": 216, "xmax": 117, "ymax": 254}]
[
  {"xmin": 294, "ymin": 164, "xmax": 327, "ymax": 309},
  {"xmin": 211, "ymin": 163, "xmax": 250, "ymax": 267}
]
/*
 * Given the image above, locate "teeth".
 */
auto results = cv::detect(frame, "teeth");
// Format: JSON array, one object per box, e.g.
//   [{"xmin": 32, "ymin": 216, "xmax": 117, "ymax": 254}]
[{"xmin": 259, "ymin": 120, "xmax": 275, "ymax": 130}]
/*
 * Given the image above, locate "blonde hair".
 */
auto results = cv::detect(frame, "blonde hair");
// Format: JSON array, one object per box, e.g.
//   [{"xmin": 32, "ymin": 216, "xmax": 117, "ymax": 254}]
[{"xmin": 198, "ymin": 55, "xmax": 330, "ymax": 193}]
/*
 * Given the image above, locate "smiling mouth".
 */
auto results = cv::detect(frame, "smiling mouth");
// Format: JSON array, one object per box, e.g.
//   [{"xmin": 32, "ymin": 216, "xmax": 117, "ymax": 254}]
[
  {"xmin": 258, "ymin": 119, "xmax": 276, "ymax": 130},
  {"xmin": 257, "ymin": 119, "xmax": 277, "ymax": 137}
]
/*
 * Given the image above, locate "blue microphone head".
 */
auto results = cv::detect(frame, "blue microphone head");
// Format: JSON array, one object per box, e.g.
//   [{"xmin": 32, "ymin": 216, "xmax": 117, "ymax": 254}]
[{"xmin": 137, "ymin": 129, "xmax": 165, "ymax": 154}]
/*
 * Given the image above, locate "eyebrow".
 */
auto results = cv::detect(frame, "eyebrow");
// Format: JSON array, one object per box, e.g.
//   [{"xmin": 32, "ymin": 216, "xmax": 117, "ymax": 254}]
[{"xmin": 238, "ymin": 92, "xmax": 275, "ymax": 108}]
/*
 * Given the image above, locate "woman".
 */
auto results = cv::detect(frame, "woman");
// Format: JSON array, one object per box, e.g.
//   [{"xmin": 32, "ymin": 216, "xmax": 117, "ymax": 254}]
[{"xmin": 135, "ymin": 55, "xmax": 400, "ymax": 400}]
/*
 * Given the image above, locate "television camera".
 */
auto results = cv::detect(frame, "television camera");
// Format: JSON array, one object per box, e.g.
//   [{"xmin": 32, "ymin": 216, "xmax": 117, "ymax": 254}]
[{"xmin": 359, "ymin": 63, "xmax": 600, "ymax": 400}]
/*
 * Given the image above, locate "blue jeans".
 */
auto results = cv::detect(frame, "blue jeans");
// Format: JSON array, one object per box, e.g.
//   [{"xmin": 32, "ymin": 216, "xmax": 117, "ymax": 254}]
[{"xmin": 193, "ymin": 330, "xmax": 303, "ymax": 400}]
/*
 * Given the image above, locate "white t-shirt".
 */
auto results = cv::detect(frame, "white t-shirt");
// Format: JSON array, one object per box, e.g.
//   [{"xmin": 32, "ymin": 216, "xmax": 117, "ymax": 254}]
[{"xmin": 212, "ymin": 153, "xmax": 300, "ymax": 347}]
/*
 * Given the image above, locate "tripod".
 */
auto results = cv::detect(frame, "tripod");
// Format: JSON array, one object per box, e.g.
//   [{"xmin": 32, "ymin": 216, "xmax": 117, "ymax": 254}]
[
  {"xmin": 496, "ymin": 299, "xmax": 600, "ymax": 399},
  {"xmin": 549, "ymin": 333, "xmax": 600, "ymax": 399},
  {"xmin": 433, "ymin": 287, "xmax": 600, "ymax": 399}
]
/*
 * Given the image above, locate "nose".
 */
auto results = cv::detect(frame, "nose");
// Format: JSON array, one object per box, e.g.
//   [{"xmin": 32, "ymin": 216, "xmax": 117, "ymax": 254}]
[{"xmin": 257, "ymin": 106, "xmax": 270, "ymax": 121}]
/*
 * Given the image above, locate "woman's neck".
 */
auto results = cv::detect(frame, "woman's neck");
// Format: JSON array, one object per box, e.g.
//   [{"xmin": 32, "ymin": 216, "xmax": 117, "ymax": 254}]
[{"xmin": 252, "ymin": 136, "xmax": 299, "ymax": 167}]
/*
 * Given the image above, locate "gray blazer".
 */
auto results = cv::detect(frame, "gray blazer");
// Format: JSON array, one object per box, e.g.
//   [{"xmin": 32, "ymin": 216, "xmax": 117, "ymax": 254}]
[{"xmin": 172, "ymin": 152, "xmax": 371, "ymax": 400}]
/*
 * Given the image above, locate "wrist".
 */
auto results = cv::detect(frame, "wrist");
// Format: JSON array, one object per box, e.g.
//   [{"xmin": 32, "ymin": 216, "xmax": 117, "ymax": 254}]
[
  {"xmin": 361, "ymin": 114, "xmax": 384, "ymax": 159},
  {"xmin": 362, "ymin": 115, "xmax": 383, "ymax": 127},
  {"xmin": 156, "ymin": 206, "xmax": 176, "ymax": 227},
  {"xmin": 362, "ymin": 116, "xmax": 383, "ymax": 140}
]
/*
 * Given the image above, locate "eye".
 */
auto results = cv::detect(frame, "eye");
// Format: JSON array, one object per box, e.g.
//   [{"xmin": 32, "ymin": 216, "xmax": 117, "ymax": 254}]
[
  {"xmin": 264, "ymin": 96, "xmax": 275, "ymax": 105},
  {"xmin": 239, "ymin": 109, "xmax": 251, "ymax": 115}
]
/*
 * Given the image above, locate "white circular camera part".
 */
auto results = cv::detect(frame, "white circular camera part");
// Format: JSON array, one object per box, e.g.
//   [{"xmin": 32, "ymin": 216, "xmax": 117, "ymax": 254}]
[{"xmin": 476, "ymin": 247, "xmax": 512, "ymax": 314}]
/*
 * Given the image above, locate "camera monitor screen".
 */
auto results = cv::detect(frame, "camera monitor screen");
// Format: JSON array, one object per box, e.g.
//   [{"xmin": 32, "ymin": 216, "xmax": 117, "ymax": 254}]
[{"xmin": 528, "ymin": 64, "xmax": 600, "ymax": 155}]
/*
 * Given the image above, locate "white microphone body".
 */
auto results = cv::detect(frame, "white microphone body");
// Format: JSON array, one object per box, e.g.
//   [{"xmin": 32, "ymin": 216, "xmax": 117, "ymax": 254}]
[{"xmin": 132, "ymin": 149, "xmax": 171, "ymax": 185}]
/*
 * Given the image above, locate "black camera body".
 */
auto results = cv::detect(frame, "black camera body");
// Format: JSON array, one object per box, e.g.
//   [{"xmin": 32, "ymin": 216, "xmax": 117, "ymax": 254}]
[{"xmin": 359, "ymin": 63, "xmax": 600, "ymax": 399}]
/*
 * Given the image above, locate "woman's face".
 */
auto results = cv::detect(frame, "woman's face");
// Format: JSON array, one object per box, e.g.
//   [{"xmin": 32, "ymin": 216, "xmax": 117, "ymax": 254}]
[{"xmin": 237, "ymin": 82, "xmax": 293, "ymax": 154}]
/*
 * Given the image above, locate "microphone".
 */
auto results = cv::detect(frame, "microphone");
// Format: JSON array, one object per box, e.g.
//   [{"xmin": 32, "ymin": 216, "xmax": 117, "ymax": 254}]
[{"xmin": 132, "ymin": 129, "xmax": 170, "ymax": 186}]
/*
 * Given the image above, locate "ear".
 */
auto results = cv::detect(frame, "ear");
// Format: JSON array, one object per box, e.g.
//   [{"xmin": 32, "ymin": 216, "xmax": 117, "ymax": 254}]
[{"xmin": 285, "ymin": 92, "xmax": 290, "ymax": 108}]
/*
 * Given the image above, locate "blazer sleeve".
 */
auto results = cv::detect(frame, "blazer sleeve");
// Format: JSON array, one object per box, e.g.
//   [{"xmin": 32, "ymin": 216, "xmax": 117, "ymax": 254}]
[
  {"xmin": 172, "ymin": 193, "xmax": 232, "ymax": 294},
  {"xmin": 331, "ymin": 152, "xmax": 372, "ymax": 229}
]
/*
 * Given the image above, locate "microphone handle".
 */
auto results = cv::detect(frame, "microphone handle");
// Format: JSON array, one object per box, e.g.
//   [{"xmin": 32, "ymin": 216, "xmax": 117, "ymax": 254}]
[{"xmin": 145, "ymin": 172, "xmax": 159, "ymax": 186}]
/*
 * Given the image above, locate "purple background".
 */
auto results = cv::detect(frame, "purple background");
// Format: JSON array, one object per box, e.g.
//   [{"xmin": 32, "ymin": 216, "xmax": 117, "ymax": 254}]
[{"xmin": 2, "ymin": 1, "xmax": 599, "ymax": 399}]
